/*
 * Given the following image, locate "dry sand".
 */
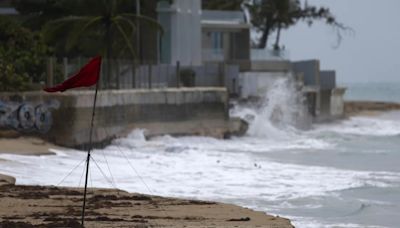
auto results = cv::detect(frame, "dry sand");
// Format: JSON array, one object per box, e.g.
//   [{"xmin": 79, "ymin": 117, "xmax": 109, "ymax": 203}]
[{"xmin": 0, "ymin": 137, "xmax": 293, "ymax": 228}]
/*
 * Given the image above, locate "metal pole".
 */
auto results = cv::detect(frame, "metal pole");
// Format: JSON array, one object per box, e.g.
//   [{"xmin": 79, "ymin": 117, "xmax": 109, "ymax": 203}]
[
  {"xmin": 63, "ymin": 57, "xmax": 68, "ymax": 80},
  {"xmin": 81, "ymin": 82, "xmax": 99, "ymax": 227},
  {"xmin": 148, "ymin": 62, "xmax": 152, "ymax": 89},
  {"xmin": 46, "ymin": 57, "xmax": 54, "ymax": 87},
  {"xmin": 219, "ymin": 62, "xmax": 226, "ymax": 87},
  {"xmin": 116, "ymin": 59, "xmax": 120, "ymax": 89},
  {"xmin": 176, "ymin": 61, "xmax": 180, "ymax": 88},
  {"xmin": 132, "ymin": 61, "xmax": 136, "ymax": 89}
]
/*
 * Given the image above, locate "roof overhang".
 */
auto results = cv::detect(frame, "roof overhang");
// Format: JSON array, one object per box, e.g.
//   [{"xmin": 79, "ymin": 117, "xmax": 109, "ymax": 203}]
[{"xmin": 201, "ymin": 20, "xmax": 250, "ymax": 31}]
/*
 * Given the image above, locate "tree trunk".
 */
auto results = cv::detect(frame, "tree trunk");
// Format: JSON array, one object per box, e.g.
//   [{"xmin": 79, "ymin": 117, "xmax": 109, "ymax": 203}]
[
  {"xmin": 258, "ymin": 18, "xmax": 272, "ymax": 49},
  {"xmin": 274, "ymin": 22, "xmax": 282, "ymax": 50}
]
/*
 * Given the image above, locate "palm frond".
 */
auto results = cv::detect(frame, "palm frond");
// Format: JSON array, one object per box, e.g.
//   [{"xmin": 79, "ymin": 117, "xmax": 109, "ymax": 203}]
[
  {"xmin": 65, "ymin": 16, "xmax": 102, "ymax": 51},
  {"xmin": 112, "ymin": 18, "xmax": 138, "ymax": 59},
  {"xmin": 120, "ymin": 13, "xmax": 164, "ymax": 35},
  {"xmin": 42, "ymin": 16, "xmax": 93, "ymax": 43},
  {"xmin": 114, "ymin": 15, "xmax": 138, "ymax": 34}
]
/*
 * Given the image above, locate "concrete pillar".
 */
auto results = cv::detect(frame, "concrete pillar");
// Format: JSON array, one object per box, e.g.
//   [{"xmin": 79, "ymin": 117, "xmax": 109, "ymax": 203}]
[
  {"xmin": 331, "ymin": 88, "xmax": 347, "ymax": 117},
  {"xmin": 157, "ymin": 0, "xmax": 202, "ymax": 66}
]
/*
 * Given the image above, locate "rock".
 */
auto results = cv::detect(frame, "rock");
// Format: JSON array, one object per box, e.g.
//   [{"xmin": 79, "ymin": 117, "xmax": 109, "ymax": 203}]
[
  {"xmin": 227, "ymin": 117, "xmax": 249, "ymax": 138},
  {"xmin": 0, "ymin": 174, "xmax": 16, "ymax": 186}
]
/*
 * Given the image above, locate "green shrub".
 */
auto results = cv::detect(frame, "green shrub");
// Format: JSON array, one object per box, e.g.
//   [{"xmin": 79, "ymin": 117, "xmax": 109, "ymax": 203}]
[
  {"xmin": 180, "ymin": 68, "xmax": 196, "ymax": 87},
  {"xmin": 0, "ymin": 15, "xmax": 50, "ymax": 91},
  {"xmin": 0, "ymin": 59, "xmax": 31, "ymax": 91}
]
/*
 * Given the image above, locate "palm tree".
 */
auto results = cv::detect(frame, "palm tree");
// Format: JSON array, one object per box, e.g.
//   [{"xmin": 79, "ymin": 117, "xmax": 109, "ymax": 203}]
[{"xmin": 42, "ymin": 0, "xmax": 163, "ymax": 88}]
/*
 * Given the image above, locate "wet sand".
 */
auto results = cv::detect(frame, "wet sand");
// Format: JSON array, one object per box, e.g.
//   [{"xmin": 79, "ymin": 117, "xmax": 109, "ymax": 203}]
[
  {"xmin": 0, "ymin": 184, "xmax": 293, "ymax": 228},
  {"xmin": 345, "ymin": 101, "xmax": 400, "ymax": 116},
  {"xmin": 0, "ymin": 136, "xmax": 59, "ymax": 156}
]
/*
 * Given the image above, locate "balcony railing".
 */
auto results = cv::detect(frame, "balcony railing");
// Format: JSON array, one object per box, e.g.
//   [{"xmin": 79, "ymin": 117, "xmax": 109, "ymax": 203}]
[
  {"xmin": 251, "ymin": 48, "xmax": 290, "ymax": 61},
  {"xmin": 202, "ymin": 49, "xmax": 225, "ymax": 62}
]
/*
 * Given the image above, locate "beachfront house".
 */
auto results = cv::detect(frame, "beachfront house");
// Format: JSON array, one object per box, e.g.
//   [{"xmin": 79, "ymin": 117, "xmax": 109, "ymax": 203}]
[
  {"xmin": 155, "ymin": 0, "xmax": 346, "ymax": 120},
  {"xmin": 156, "ymin": 0, "xmax": 251, "ymax": 66},
  {"xmin": 157, "ymin": 0, "xmax": 202, "ymax": 66},
  {"xmin": 293, "ymin": 60, "xmax": 347, "ymax": 119},
  {"xmin": 201, "ymin": 10, "xmax": 251, "ymax": 63}
]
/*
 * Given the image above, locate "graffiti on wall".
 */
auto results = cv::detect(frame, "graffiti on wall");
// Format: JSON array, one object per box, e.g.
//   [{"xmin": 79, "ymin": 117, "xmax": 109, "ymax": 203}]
[{"xmin": 0, "ymin": 100, "xmax": 60, "ymax": 133}]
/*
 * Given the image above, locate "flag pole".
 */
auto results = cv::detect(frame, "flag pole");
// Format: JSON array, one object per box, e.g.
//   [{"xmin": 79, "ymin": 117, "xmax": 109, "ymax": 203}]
[{"xmin": 81, "ymin": 82, "xmax": 99, "ymax": 227}]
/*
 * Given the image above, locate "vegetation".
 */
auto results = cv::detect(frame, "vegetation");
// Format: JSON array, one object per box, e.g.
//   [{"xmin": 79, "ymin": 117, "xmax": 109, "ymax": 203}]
[
  {"xmin": 246, "ymin": 0, "xmax": 351, "ymax": 49},
  {"xmin": 12, "ymin": 0, "xmax": 162, "ymax": 58},
  {"xmin": 0, "ymin": 59, "xmax": 30, "ymax": 92},
  {"xmin": 12, "ymin": 0, "xmax": 162, "ymax": 88},
  {"xmin": 1, "ymin": 0, "xmax": 348, "ymax": 91},
  {"xmin": 202, "ymin": 0, "xmax": 350, "ymax": 50},
  {"xmin": 0, "ymin": 15, "xmax": 50, "ymax": 91}
]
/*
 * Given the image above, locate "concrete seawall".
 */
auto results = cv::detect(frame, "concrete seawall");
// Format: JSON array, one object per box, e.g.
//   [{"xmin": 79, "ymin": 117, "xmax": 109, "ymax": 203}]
[{"xmin": 0, "ymin": 88, "xmax": 241, "ymax": 148}]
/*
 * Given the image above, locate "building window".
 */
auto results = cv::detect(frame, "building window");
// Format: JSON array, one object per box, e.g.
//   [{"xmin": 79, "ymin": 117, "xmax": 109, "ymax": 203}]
[{"xmin": 211, "ymin": 32, "xmax": 223, "ymax": 53}]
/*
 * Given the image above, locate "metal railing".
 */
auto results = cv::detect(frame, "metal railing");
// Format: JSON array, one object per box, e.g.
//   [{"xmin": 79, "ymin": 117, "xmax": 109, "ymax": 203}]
[
  {"xmin": 251, "ymin": 48, "xmax": 290, "ymax": 61},
  {"xmin": 202, "ymin": 49, "xmax": 225, "ymax": 62},
  {"xmin": 44, "ymin": 57, "xmax": 240, "ymax": 95}
]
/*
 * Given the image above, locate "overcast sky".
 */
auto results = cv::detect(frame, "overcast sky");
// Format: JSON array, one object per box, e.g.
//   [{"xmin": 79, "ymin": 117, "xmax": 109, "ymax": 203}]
[{"xmin": 280, "ymin": 0, "xmax": 400, "ymax": 84}]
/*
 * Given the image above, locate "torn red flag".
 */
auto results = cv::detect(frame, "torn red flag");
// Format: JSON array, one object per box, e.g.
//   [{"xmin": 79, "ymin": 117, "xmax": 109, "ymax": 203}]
[{"xmin": 44, "ymin": 56, "xmax": 102, "ymax": 92}]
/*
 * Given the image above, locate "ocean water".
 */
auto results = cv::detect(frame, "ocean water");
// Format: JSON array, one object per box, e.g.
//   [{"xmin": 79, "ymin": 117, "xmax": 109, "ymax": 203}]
[
  {"xmin": 343, "ymin": 81, "xmax": 400, "ymax": 103},
  {"xmin": 1, "ymin": 80, "xmax": 400, "ymax": 228}
]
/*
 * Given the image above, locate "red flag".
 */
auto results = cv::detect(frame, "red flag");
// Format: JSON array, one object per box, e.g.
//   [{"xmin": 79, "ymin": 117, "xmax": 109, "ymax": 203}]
[{"xmin": 44, "ymin": 56, "xmax": 102, "ymax": 92}]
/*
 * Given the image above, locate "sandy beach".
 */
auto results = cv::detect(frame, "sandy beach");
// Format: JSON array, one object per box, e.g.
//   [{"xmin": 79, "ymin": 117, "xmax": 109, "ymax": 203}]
[
  {"xmin": 0, "ymin": 184, "xmax": 293, "ymax": 228},
  {"xmin": 0, "ymin": 135, "xmax": 59, "ymax": 156},
  {"xmin": 344, "ymin": 101, "xmax": 400, "ymax": 116},
  {"xmin": 0, "ymin": 137, "xmax": 293, "ymax": 227}
]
